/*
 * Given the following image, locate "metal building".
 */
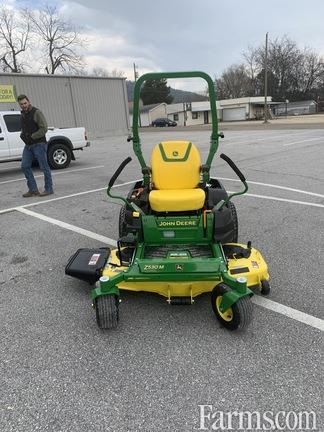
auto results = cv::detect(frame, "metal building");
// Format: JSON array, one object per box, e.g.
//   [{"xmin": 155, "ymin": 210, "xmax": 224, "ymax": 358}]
[
  {"xmin": 0, "ymin": 73, "xmax": 130, "ymax": 138},
  {"xmin": 274, "ymin": 100, "xmax": 317, "ymax": 116},
  {"xmin": 164, "ymin": 97, "xmax": 279, "ymax": 124}
]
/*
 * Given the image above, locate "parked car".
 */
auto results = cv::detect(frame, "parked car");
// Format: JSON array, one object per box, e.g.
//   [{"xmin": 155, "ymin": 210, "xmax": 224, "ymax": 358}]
[
  {"xmin": 0, "ymin": 111, "xmax": 90, "ymax": 169},
  {"xmin": 151, "ymin": 118, "xmax": 177, "ymax": 127}
]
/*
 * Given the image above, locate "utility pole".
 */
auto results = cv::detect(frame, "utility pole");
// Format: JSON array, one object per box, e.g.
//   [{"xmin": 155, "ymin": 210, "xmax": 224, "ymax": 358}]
[
  {"xmin": 133, "ymin": 62, "xmax": 138, "ymax": 82},
  {"xmin": 182, "ymin": 100, "xmax": 188, "ymax": 126},
  {"xmin": 263, "ymin": 32, "xmax": 269, "ymax": 124},
  {"xmin": 133, "ymin": 63, "xmax": 141, "ymax": 126}
]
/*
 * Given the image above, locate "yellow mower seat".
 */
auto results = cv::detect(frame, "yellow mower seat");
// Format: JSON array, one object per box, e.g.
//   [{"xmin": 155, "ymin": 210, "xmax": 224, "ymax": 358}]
[{"xmin": 149, "ymin": 141, "xmax": 205, "ymax": 212}]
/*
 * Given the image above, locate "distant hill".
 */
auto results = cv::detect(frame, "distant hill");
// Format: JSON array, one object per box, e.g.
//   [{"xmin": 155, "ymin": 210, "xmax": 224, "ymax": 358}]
[
  {"xmin": 169, "ymin": 87, "xmax": 208, "ymax": 103},
  {"xmin": 126, "ymin": 80, "xmax": 208, "ymax": 104}
]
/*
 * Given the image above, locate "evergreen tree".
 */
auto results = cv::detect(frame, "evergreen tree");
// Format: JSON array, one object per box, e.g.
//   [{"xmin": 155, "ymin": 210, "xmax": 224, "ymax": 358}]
[{"xmin": 140, "ymin": 78, "xmax": 173, "ymax": 105}]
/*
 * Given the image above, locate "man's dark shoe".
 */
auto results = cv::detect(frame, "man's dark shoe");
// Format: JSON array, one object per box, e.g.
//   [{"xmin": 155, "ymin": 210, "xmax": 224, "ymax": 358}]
[
  {"xmin": 22, "ymin": 190, "xmax": 40, "ymax": 198},
  {"xmin": 39, "ymin": 191, "xmax": 54, "ymax": 197}
]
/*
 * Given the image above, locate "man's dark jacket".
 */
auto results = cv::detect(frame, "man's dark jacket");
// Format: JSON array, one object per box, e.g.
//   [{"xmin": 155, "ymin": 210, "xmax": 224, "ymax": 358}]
[{"xmin": 20, "ymin": 107, "xmax": 48, "ymax": 146}]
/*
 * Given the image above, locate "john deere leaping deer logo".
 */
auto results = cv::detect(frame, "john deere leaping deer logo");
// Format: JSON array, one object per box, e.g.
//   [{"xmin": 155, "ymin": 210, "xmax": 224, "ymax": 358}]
[
  {"xmin": 172, "ymin": 150, "xmax": 179, "ymax": 157},
  {"xmin": 176, "ymin": 264, "xmax": 183, "ymax": 271}
]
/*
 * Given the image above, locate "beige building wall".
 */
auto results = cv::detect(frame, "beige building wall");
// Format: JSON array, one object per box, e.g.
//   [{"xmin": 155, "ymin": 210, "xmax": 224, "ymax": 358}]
[
  {"xmin": 148, "ymin": 103, "xmax": 167, "ymax": 123},
  {"xmin": 0, "ymin": 73, "xmax": 129, "ymax": 138}
]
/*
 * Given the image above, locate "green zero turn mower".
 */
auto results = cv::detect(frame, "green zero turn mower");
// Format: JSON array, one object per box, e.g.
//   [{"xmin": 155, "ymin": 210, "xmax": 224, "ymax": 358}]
[{"xmin": 65, "ymin": 71, "xmax": 270, "ymax": 331}]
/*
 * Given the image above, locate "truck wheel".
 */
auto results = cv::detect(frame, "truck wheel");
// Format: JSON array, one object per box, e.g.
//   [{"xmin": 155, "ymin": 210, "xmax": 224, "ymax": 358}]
[
  {"xmin": 227, "ymin": 201, "xmax": 238, "ymax": 243},
  {"xmin": 48, "ymin": 142, "xmax": 72, "ymax": 169},
  {"xmin": 95, "ymin": 295, "xmax": 119, "ymax": 329},
  {"xmin": 211, "ymin": 283, "xmax": 253, "ymax": 330}
]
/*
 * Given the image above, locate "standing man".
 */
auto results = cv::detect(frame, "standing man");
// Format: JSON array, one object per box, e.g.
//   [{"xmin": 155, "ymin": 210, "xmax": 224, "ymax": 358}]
[{"xmin": 18, "ymin": 94, "xmax": 54, "ymax": 197}]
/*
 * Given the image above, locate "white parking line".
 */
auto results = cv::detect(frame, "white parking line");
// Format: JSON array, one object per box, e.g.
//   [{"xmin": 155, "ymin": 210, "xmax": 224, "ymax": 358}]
[
  {"xmin": 283, "ymin": 137, "xmax": 323, "ymax": 146},
  {"xmin": 223, "ymin": 136, "xmax": 285, "ymax": 145},
  {"xmin": 17, "ymin": 207, "xmax": 117, "ymax": 246},
  {"xmin": 217, "ymin": 177, "xmax": 324, "ymax": 199},
  {"xmin": 252, "ymin": 296, "xmax": 324, "ymax": 332},
  {"xmin": 0, "ymin": 165, "xmax": 105, "ymax": 185},
  {"xmin": 1, "ymin": 180, "xmax": 323, "ymax": 215},
  {"xmin": 14, "ymin": 207, "xmax": 324, "ymax": 333},
  {"xmin": 223, "ymin": 130, "xmax": 320, "ymax": 145},
  {"xmin": 0, "ymin": 188, "xmax": 103, "ymax": 215},
  {"xmin": 0, "ymin": 179, "xmax": 141, "ymax": 215},
  {"xmin": 242, "ymin": 192, "xmax": 324, "ymax": 208}
]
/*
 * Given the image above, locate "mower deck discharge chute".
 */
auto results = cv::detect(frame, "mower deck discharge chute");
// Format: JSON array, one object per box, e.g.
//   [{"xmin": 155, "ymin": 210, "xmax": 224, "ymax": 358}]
[{"xmin": 65, "ymin": 71, "xmax": 270, "ymax": 331}]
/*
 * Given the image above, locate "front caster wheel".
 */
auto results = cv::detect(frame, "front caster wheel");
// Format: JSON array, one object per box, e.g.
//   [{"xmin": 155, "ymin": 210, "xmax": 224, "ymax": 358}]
[
  {"xmin": 95, "ymin": 295, "xmax": 119, "ymax": 329},
  {"xmin": 260, "ymin": 280, "xmax": 270, "ymax": 296},
  {"xmin": 211, "ymin": 284, "xmax": 253, "ymax": 330}
]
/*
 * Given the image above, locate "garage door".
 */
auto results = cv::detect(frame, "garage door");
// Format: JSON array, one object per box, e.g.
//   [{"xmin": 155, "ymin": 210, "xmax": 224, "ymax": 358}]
[{"xmin": 223, "ymin": 107, "xmax": 246, "ymax": 121}]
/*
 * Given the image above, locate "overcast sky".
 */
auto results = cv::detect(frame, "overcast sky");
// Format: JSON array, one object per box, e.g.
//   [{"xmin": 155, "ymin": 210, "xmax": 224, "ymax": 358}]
[{"xmin": 15, "ymin": 0, "xmax": 324, "ymax": 91}]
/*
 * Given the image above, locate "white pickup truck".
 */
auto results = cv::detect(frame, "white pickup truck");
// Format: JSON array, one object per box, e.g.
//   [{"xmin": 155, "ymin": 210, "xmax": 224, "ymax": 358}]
[{"xmin": 0, "ymin": 111, "xmax": 90, "ymax": 169}]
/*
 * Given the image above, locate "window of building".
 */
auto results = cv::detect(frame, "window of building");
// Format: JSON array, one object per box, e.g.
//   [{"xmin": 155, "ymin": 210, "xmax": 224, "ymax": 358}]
[
  {"xmin": 173, "ymin": 114, "xmax": 179, "ymax": 121},
  {"xmin": 192, "ymin": 112, "xmax": 198, "ymax": 119}
]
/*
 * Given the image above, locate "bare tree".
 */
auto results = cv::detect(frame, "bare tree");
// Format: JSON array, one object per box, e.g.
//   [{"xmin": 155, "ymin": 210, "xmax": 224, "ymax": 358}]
[
  {"xmin": 90, "ymin": 67, "xmax": 125, "ymax": 78},
  {"xmin": 108, "ymin": 68, "xmax": 125, "ymax": 78},
  {"xmin": 91, "ymin": 67, "xmax": 110, "ymax": 77},
  {"xmin": 215, "ymin": 64, "xmax": 252, "ymax": 99},
  {"xmin": 217, "ymin": 35, "xmax": 324, "ymax": 102},
  {"xmin": 78, "ymin": 67, "xmax": 126, "ymax": 78},
  {"xmin": 0, "ymin": 6, "xmax": 30, "ymax": 72},
  {"xmin": 291, "ymin": 49, "xmax": 324, "ymax": 98},
  {"xmin": 266, "ymin": 37, "xmax": 301, "ymax": 99},
  {"xmin": 243, "ymin": 36, "xmax": 324, "ymax": 101},
  {"xmin": 243, "ymin": 46, "xmax": 260, "ymax": 95},
  {"xmin": 26, "ymin": 5, "xmax": 85, "ymax": 74}
]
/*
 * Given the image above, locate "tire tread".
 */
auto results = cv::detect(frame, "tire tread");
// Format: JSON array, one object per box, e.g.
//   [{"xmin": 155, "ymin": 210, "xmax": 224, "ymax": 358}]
[
  {"xmin": 211, "ymin": 283, "xmax": 253, "ymax": 330},
  {"xmin": 96, "ymin": 295, "xmax": 119, "ymax": 329},
  {"xmin": 228, "ymin": 201, "xmax": 238, "ymax": 243}
]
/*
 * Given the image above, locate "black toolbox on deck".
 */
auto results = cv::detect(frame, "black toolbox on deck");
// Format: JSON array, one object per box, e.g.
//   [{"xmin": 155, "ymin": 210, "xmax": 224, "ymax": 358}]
[{"xmin": 65, "ymin": 248, "xmax": 110, "ymax": 285}]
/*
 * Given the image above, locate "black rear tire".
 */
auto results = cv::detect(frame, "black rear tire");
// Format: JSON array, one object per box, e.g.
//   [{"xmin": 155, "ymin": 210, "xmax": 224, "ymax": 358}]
[
  {"xmin": 119, "ymin": 204, "xmax": 127, "ymax": 237},
  {"xmin": 95, "ymin": 295, "xmax": 119, "ymax": 329},
  {"xmin": 227, "ymin": 201, "xmax": 238, "ymax": 243},
  {"xmin": 48, "ymin": 142, "xmax": 72, "ymax": 169},
  {"xmin": 211, "ymin": 283, "xmax": 253, "ymax": 330}
]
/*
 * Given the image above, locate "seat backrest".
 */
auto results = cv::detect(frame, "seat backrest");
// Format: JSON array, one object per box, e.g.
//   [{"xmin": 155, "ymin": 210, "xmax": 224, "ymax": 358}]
[{"xmin": 151, "ymin": 141, "xmax": 201, "ymax": 190}]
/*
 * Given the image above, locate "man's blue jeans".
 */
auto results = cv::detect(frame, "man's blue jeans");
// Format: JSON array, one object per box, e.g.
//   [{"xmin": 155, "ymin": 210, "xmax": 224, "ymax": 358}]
[{"xmin": 21, "ymin": 143, "xmax": 54, "ymax": 193}]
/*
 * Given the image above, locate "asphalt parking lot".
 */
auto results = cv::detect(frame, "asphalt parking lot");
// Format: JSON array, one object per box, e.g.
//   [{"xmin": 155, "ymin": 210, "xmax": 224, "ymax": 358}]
[{"xmin": 1, "ymin": 126, "xmax": 323, "ymax": 432}]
